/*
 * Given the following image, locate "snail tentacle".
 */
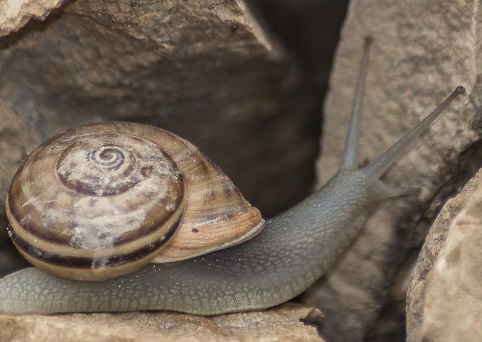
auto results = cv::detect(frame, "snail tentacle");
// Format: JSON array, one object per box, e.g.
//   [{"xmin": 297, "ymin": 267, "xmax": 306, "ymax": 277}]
[
  {"xmin": 363, "ymin": 86, "xmax": 466, "ymax": 184},
  {"xmin": 341, "ymin": 37, "xmax": 372, "ymax": 170}
]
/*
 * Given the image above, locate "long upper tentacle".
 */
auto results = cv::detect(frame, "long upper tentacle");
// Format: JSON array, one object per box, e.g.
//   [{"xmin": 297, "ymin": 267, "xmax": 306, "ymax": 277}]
[{"xmin": 340, "ymin": 37, "xmax": 373, "ymax": 170}]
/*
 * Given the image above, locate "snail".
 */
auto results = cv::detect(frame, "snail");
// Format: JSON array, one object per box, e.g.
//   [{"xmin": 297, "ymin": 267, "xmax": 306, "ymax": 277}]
[{"xmin": 0, "ymin": 38, "xmax": 466, "ymax": 314}]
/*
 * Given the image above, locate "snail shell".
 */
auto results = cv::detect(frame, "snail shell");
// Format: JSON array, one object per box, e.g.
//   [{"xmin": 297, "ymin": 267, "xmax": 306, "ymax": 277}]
[{"xmin": 6, "ymin": 122, "xmax": 264, "ymax": 281}]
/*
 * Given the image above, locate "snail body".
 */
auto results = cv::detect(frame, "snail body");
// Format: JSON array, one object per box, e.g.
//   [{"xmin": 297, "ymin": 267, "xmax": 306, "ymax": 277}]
[
  {"xmin": 0, "ymin": 168, "xmax": 382, "ymax": 314},
  {"xmin": 0, "ymin": 39, "xmax": 466, "ymax": 314}
]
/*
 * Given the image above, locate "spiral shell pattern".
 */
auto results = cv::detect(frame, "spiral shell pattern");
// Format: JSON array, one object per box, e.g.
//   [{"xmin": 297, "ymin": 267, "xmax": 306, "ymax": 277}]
[
  {"xmin": 7, "ymin": 127, "xmax": 184, "ymax": 280},
  {"xmin": 57, "ymin": 140, "xmax": 143, "ymax": 197},
  {"xmin": 6, "ymin": 122, "xmax": 264, "ymax": 280}
]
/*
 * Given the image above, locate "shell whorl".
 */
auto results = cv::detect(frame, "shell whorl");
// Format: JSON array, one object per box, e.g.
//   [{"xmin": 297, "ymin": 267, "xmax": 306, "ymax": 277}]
[
  {"xmin": 56, "ymin": 138, "xmax": 145, "ymax": 197},
  {"xmin": 6, "ymin": 122, "xmax": 264, "ymax": 280},
  {"xmin": 7, "ymin": 127, "xmax": 185, "ymax": 280}
]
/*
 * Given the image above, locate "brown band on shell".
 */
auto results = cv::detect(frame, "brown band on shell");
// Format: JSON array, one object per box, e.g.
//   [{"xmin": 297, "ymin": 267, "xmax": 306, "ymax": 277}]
[
  {"xmin": 7, "ymin": 169, "xmax": 185, "ymax": 249},
  {"xmin": 8, "ymin": 216, "xmax": 180, "ymax": 270},
  {"xmin": 6, "ymin": 193, "xmax": 185, "ymax": 259}
]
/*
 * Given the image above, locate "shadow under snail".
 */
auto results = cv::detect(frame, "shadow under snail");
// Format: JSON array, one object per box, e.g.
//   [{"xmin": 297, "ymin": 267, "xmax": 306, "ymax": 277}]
[{"xmin": 0, "ymin": 38, "xmax": 466, "ymax": 314}]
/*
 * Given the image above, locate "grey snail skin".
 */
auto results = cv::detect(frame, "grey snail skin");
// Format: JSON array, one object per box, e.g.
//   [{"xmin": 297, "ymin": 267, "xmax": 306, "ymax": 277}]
[{"xmin": 0, "ymin": 38, "xmax": 466, "ymax": 314}]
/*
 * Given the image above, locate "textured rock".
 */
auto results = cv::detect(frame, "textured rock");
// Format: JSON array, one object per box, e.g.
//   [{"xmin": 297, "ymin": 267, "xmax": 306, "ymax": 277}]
[
  {"xmin": 0, "ymin": 0, "xmax": 315, "ymax": 219},
  {"xmin": 0, "ymin": 0, "xmax": 319, "ymax": 276},
  {"xmin": 406, "ymin": 168, "xmax": 482, "ymax": 342},
  {"xmin": 0, "ymin": 304, "xmax": 325, "ymax": 342},
  {"xmin": 303, "ymin": 0, "xmax": 481, "ymax": 341},
  {"xmin": 0, "ymin": 0, "xmax": 64, "ymax": 37},
  {"xmin": 253, "ymin": 0, "xmax": 349, "ymax": 89}
]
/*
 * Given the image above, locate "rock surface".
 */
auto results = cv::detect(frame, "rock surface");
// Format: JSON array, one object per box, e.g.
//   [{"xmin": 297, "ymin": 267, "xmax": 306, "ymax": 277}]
[
  {"xmin": 406, "ymin": 168, "xmax": 482, "ymax": 342},
  {"xmin": 0, "ymin": 304, "xmax": 325, "ymax": 342},
  {"xmin": 0, "ymin": 0, "xmax": 319, "ymax": 275},
  {"xmin": 303, "ymin": 0, "xmax": 481, "ymax": 341},
  {"xmin": 0, "ymin": 0, "xmax": 64, "ymax": 37},
  {"xmin": 0, "ymin": 0, "xmax": 315, "ymax": 219}
]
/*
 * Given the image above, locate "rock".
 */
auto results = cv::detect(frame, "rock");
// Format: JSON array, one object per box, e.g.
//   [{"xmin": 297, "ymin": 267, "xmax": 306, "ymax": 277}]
[
  {"xmin": 253, "ymin": 0, "xmax": 349, "ymax": 90},
  {"xmin": 0, "ymin": 0, "xmax": 64, "ymax": 37},
  {"xmin": 0, "ymin": 303, "xmax": 325, "ymax": 342},
  {"xmin": 0, "ymin": 0, "xmax": 315, "ymax": 219},
  {"xmin": 303, "ymin": 0, "xmax": 481, "ymax": 341},
  {"xmin": 0, "ymin": 0, "xmax": 319, "ymax": 276},
  {"xmin": 406, "ymin": 168, "xmax": 482, "ymax": 342}
]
